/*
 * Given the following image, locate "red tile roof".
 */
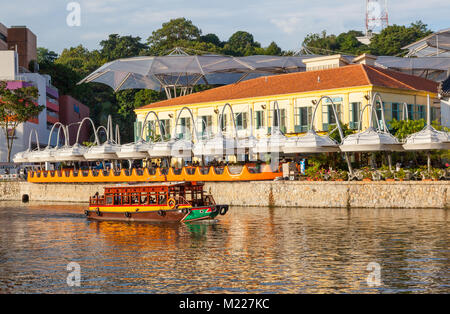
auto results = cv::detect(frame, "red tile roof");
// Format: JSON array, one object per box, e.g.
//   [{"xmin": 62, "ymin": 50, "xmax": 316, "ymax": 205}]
[{"xmin": 139, "ymin": 64, "xmax": 439, "ymax": 110}]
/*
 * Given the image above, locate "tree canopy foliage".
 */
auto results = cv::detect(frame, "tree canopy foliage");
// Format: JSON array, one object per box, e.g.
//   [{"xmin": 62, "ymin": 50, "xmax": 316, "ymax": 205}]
[
  {"xmin": 0, "ymin": 81, "xmax": 43, "ymax": 162},
  {"xmin": 302, "ymin": 21, "xmax": 432, "ymax": 56}
]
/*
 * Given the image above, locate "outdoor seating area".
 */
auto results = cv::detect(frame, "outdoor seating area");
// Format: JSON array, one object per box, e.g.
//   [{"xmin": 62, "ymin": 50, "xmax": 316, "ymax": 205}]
[{"xmin": 13, "ymin": 92, "xmax": 450, "ymax": 184}]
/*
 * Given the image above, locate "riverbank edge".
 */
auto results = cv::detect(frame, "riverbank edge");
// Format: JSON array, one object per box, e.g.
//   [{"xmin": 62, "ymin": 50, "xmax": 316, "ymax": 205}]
[{"xmin": 1, "ymin": 181, "xmax": 448, "ymax": 209}]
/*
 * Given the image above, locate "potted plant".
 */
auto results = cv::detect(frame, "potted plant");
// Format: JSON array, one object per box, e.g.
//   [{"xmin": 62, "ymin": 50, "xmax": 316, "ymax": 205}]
[
  {"xmin": 337, "ymin": 170, "xmax": 348, "ymax": 181},
  {"xmin": 384, "ymin": 170, "xmax": 395, "ymax": 181},
  {"xmin": 305, "ymin": 162, "xmax": 321, "ymax": 181},
  {"xmin": 329, "ymin": 170, "xmax": 339, "ymax": 181},
  {"xmin": 420, "ymin": 167, "xmax": 432, "ymax": 181},
  {"xmin": 431, "ymin": 168, "xmax": 443, "ymax": 181},
  {"xmin": 395, "ymin": 168, "xmax": 406, "ymax": 181},
  {"xmin": 361, "ymin": 167, "xmax": 373, "ymax": 181}
]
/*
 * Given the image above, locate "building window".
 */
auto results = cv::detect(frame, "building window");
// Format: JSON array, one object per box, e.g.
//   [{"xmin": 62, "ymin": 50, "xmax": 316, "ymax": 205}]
[
  {"xmin": 255, "ymin": 110, "xmax": 265, "ymax": 129},
  {"xmin": 219, "ymin": 113, "xmax": 228, "ymax": 131},
  {"xmin": 431, "ymin": 107, "xmax": 439, "ymax": 123},
  {"xmin": 134, "ymin": 121, "xmax": 142, "ymax": 142},
  {"xmin": 178, "ymin": 117, "xmax": 191, "ymax": 139},
  {"xmin": 349, "ymin": 102, "xmax": 361, "ymax": 129},
  {"xmin": 160, "ymin": 119, "xmax": 171, "ymax": 140},
  {"xmin": 322, "ymin": 103, "xmax": 342, "ymax": 131},
  {"xmin": 198, "ymin": 115, "xmax": 212, "ymax": 137},
  {"xmin": 294, "ymin": 106, "xmax": 312, "ymax": 133},
  {"xmin": 234, "ymin": 112, "xmax": 248, "ymax": 130},
  {"xmin": 391, "ymin": 103, "xmax": 400, "ymax": 121},
  {"xmin": 416, "ymin": 105, "xmax": 426, "ymax": 120},
  {"xmin": 270, "ymin": 109, "xmax": 286, "ymax": 132},
  {"xmin": 407, "ymin": 104, "xmax": 415, "ymax": 120},
  {"xmin": 144, "ymin": 120, "xmax": 158, "ymax": 141}
]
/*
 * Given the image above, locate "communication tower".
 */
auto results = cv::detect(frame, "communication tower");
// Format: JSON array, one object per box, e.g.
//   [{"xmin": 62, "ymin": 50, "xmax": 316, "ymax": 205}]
[{"xmin": 366, "ymin": 0, "xmax": 389, "ymax": 35}]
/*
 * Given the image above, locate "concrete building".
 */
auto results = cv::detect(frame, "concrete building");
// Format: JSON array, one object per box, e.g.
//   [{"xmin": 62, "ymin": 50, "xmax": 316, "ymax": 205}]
[
  {"xmin": 4, "ymin": 25, "xmax": 37, "ymax": 69},
  {"xmin": 0, "ymin": 48, "xmax": 64, "ymax": 162},
  {"xmin": 134, "ymin": 55, "xmax": 440, "ymax": 142},
  {"xmin": 59, "ymin": 95, "xmax": 90, "ymax": 145},
  {"xmin": 0, "ymin": 23, "xmax": 8, "ymax": 50}
]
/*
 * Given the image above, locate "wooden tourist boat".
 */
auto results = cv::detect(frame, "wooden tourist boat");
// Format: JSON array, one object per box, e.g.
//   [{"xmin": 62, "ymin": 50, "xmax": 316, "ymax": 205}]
[{"xmin": 87, "ymin": 182, "xmax": 229, "ymax": 223}]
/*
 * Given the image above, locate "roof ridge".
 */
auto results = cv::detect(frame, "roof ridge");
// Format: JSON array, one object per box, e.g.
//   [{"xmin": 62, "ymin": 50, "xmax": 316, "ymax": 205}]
[
  {"xmin": 358, "ymin": 64, "xmax": 372, "ymax": 86},
  {"xmin": 365, "ymin": 65, "xmax": 419, "ymax": 91}
]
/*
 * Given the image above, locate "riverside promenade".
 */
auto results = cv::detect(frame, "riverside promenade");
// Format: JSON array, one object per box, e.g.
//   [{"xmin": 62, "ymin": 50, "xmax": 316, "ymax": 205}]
[{"xmin": 1, "ymin": 181, "xmax": 449, "ymax": 209}]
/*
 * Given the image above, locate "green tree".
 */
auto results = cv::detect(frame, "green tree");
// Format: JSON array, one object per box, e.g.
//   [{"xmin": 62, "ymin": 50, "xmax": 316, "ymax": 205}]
[
  {"xmin": 369, "ymin": 21, "xmax": 432, "ymax": 56},
  {"xmin": 0, "ymin": 81, "xmax": 43, "ymax": 162},
  {"xmin": 303, "ymin": 30, "xmax": 369, "ymax": 55},
  {"xmin": 389, "ymin": 118, "xmax": 426, "ymax": 140},
  {"xmin": 37, "ymin": 47, "xmax": 58, "ymax": 65},
  {"xmin": 100, "ymin": 34, "xmax": 148, "ymax": 61},
  {"xmin": 264, "ymin": 42, "xmax": 282, "ymax": 55},
  {"xmin": 56, "ymin": 45, "xmax": 104, "ymax": 77},
  {"xmin": 200, "ymin": 33, "xmax": 223, "ymax": 47},
  {"xmin": 224, "ymin": 31, "xmax": 261, "ymax": 56},
  {"xmin": 147, "ymin": 18, "xmax": 203, "ymax": 55}
]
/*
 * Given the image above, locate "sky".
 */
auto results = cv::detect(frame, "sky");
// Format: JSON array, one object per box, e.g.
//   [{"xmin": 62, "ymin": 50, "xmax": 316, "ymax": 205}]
[{"xmin": 1, "ymin": 0, "xmax": 449, "ymax": 54}]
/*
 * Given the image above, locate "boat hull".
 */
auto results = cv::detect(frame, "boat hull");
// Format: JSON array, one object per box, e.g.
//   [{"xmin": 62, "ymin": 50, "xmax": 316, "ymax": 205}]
[{"xmin": 85, "ymin": 205, "xmax": 227, "ymax": 223}]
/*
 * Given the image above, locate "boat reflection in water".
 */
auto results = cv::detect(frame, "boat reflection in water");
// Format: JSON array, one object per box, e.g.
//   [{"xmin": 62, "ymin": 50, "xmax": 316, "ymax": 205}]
[{"xmin": 0, "ymin": 204, "xmax": 448, "ymax": 294}]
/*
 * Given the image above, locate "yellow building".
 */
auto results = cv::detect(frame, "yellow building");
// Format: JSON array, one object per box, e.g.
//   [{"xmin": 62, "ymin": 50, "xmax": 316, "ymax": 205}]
[{"xmin": 134, "ymin": 55, "xmax": 439, "ymax": 142}]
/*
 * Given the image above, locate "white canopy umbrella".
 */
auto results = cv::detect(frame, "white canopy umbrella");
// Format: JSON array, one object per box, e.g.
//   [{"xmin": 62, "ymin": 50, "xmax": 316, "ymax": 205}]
[
  {"xmin": 148, "ymin": 139, "xmax": 175, "ymax": 159},
  {"xmin": 116, "ymin": 111, "xmax": 161, "ymax": 160},
  {"xmin": 197, "ymin": 133, "xmax": 238, "ymax": 157},
  {"xmin": 340, "ymin": 93, "xmax": 403, "ymax": 152},
  {"xmin": 283, "ymin": 96, "xmax": 344, "ymax": 154},
  {"xmin": 340, "ymin": 127, "xmax": 404, "ymax": 152},
  {"xmin": 254, "ymin": 101, "xmax": 287, "ymax": 154},
  {"xmin": 32, "ymin": 123, "xmax": 68, "ymax": 163},
  {"xmin": 169, "ymin": 107, "xmax": 199, "ymax": 159},
  {"xmin": 403, "ymin": 95, "xmax": 450, "ymax": 171},
  {"xmin": 54, "ymin": 117, "xmax": 100, "ymax": 162},
  {"xmin": 13, "ymin": 129, "xmax": 40, "ymax": 163},
  {"xmin": 235, "ymin": 109, "xmax": 258, "ymax": 159},
  {"xmin": 26, "ymin": 149, "xmax": 45, "ymax": 163},
  {"xmin": 403, "ymin": 126, "xmax": 450, "ymax": 150},
  {"xmin": 284, "ymin": 130, "xmax": 341, "ymax": 153},
  {"xmin": 26, "ymin": 126, "xmax": 67, "ymax": 164},
  {"xmin": 13, "ymin": 150, "xmax": 30, "ymax": 163},
  {"xmin": 84, "ymin": 116, "xmax": 120, "ymax": 160},
  {"xmin": 193, "ymin": 103, "xmax": 239, "ymax": 158},
  {"xmin": 55, "ymin": 143, "xmax": 89, "ymax": 162},
  {"xmin": 116, "ymin": 139, "xmax": 152, "ymax": 160}
]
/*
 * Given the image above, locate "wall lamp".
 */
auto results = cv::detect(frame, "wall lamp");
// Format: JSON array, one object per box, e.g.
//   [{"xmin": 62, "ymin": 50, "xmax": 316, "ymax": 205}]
[
  {"xmin": 261, "ymin": 105, "xmax": 266, "ymax": 109},
  {"xmin": 214, "ymin": 109, "xmax": 219, "ymax": 114}
]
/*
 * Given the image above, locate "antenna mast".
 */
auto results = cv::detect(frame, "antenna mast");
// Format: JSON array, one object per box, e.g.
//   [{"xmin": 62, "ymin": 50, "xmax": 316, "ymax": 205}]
[{"xmin": 366, "ymin": 0, "xmax": 389, "ymax": 36}]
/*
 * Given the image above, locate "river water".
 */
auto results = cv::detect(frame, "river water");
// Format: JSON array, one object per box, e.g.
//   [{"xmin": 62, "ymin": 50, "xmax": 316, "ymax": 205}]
[{"xmin": 0, "ymin": 202, "xmax": 448, "ymax": 294}]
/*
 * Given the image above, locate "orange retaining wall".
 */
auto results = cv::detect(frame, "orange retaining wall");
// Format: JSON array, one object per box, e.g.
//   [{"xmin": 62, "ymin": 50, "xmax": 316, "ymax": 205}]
[{"xmin": 27, "ymin": 165, "xmax": 282, "ymax": 184}]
